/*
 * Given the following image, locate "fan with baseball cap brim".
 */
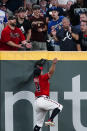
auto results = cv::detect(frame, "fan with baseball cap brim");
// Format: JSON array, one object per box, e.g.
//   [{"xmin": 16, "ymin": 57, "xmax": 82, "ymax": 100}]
[
  {"xmin": 18, "ymin": 7, "xmax": 26, "ymax": 13},
  {"xmin": 50, "ymin": 6, "xmax": 60, "ymax": 12},
  {"xmin": 8, "ymin": 15, "xmax": 16, "ymax": 20},
  {"xmin": 32, "ymin": 5, "xmax": 40, "ymax": 10}
]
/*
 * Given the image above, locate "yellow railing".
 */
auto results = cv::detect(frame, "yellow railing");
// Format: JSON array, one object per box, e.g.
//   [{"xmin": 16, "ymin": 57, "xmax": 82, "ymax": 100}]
[{"xmin": 0, "ymin": 51, "xmax": 87, "ymax": 60}]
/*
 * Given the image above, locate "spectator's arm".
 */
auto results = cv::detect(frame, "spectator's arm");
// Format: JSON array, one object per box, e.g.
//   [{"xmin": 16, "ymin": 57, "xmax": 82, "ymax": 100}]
[
  {"xmin": 24, "ymin": 0, "xmax": 26, "ymax": 8},
  {"xmin": 21, "ymin": 40, "xmax": 32, "ymax": 49},
  {"xmin": 42, "ymin": 25, "xmax": 47, "ymax": 32},
  {"xmin": 51, "ymin": 29, "xmax": 59, "ymax": 42},
  {"xmin": 7, "ymin": 41, "xmax": 23, "ymax": 48},
  {"xmin": 76, "ymin": 44, "xmax": 82, "ymax": 51},
  {"xmin": 53, "ymin": 35, "xmax": 59, "ymax": 42},
  {"xmin": 37, "ymin": 25, "xmax": 47, "ymax": 32},
  {"xmin": 68, "ymin": 26, "xmax": 79, "ymax": 40},
  {"xmin": 71, "ymin": 32, "xmax": 79, "ymax": 40},
  {"xmin": 26, "ymin": 29, "xmax": 31, "ymax": 41}
]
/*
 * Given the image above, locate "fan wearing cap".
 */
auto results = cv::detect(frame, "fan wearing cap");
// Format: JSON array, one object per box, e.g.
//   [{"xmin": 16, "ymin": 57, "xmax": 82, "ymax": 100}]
[
  {"xmin": 16, "ymin": 7, "xmax": 31, "ymax": 43},
  {"xmin": 33, "ymin": 58, "xmax": 63, "ymax": 131},
  {"xmin": 29, "ymin": 4, "xmax": 47, "ymax": 50},
  {"xmin": 47, "ymin": 6, "xmax": 64, "ymax": 51},
  {"xmin": 0, "ymin": 15, "xmax": 31, "ymax": 50},
  {"xmin": 46, "ymin": 0, "xmax": 64, "ymax": 23},
  {"xmin": 48, "ymin": 7, "xmax": 64, "ymax": 34}
]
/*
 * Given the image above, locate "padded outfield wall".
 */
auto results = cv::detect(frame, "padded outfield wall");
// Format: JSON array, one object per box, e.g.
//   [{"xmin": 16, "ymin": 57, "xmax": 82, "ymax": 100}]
[{"xmin": 0, "ymin": 51, "xmax": 87, "ymax": 131}]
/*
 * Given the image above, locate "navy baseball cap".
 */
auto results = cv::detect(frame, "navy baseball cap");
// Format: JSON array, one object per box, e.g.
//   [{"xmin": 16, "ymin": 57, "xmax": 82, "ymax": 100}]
[{"xmin": 50, "ymin": 6, "xmax": 60, "ymax": 12}]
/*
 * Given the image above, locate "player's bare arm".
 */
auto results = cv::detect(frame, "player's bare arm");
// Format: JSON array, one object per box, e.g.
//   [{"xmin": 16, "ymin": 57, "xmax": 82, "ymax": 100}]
[{"xmin": 48, "ymin": 58, "xmax": 57, "ymax": 78}]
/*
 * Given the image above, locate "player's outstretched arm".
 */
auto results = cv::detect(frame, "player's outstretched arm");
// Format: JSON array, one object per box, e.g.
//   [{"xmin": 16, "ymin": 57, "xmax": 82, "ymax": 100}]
[{"xmin": 48, "ymin": 58, "xmax": 57, "ymax": 78}]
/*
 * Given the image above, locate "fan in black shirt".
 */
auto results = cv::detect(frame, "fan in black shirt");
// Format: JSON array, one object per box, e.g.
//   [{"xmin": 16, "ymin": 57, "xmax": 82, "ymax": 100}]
[
  {"xmin": 16, "ymin": 7, "xmax": 31, "ymax": 42},
  {"xmin": 51, "ymin": 17, "xmax": 78, "ymax": 51},
  {"xmin": 67, "ymin": 0, "xmax": 87, "ymax": 26}
]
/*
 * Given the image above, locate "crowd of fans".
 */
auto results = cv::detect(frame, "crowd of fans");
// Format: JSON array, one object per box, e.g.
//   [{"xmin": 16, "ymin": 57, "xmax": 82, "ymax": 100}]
[{"xmin": 0, "ymin": 0, "xmax": 87, "ymax": 51}]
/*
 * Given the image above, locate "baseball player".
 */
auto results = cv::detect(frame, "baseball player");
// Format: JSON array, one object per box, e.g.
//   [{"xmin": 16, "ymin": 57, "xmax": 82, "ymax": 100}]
[{"xmin": 33, "ymin": 58, "xmax": 63, "ymax": 131}]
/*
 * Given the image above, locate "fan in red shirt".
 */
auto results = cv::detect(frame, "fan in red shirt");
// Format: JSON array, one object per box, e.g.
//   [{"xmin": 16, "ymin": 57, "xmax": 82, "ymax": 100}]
[
  {"xmin": 33, "ymin": 58, "xmax": 63, "ymax": 131},
  {"xmin": 0, "ymin": 15, "xmax": 32, "ymax": 50}
]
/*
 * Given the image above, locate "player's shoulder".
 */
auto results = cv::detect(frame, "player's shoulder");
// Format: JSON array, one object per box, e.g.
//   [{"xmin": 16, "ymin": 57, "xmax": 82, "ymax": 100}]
[{"xmin": 40, "ymin": 73, "xmax": 49, "ymax": 79}]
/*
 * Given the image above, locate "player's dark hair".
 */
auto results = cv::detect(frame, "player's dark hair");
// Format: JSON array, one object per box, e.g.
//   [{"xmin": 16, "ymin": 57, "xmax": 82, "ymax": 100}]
[
  {"xmin": 34, "ymin": 59, "xmax": 47, "ymax": 68},
  {"xmin": 33, "ymin": 59, "xmax": 46, "ymax": 78},
  {"xmin": 33, "ymin": 67, "xmax": 41, "ymax": 78}
]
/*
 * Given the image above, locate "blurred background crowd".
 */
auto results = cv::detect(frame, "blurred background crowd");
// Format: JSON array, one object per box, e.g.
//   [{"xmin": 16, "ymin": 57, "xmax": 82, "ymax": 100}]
[{"xmin": 0, "ymin": 0, "xmax": 87, "ymax": 51}]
